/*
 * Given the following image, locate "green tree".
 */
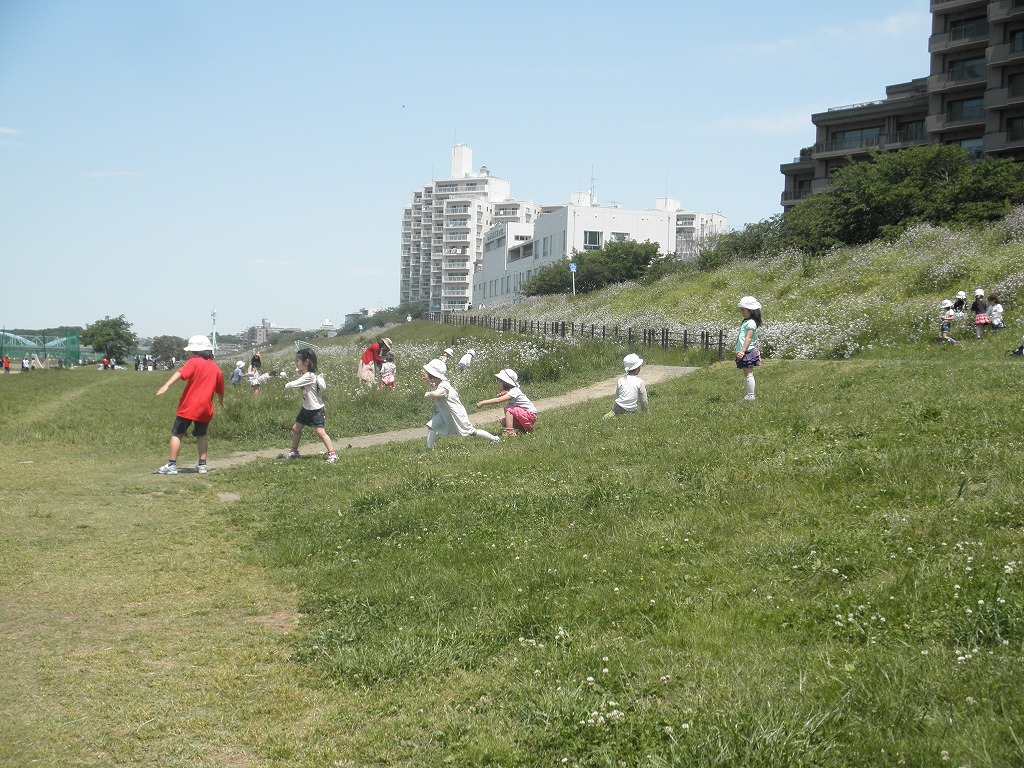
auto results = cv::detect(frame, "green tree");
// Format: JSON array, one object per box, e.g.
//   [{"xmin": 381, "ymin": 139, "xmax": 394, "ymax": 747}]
[
  {"xmin": 150, "ymin": 335, "xmax": 187, "ymax": 362},
  {"xmin": 81, "ymin": 315, "xmax": 136, "ymax": 362},
  {"xmin": 521, "ymin": 240, "xmax": 661, "ymax": 296}
]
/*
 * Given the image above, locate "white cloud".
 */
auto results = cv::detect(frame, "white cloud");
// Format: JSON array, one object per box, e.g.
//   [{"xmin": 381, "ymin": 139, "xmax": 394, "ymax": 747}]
[{"xmin": 0, "ymin": 126, "xmax": 20, "ymax": 135}]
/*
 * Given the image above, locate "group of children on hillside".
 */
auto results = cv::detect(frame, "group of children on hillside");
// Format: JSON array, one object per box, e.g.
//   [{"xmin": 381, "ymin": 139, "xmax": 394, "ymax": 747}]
[
  {"xmin": 155, "ymin": 296, "xmax": 764, "ymax": 471},
  {"xmin": 939, "ymin": 289, "xmax": 1006, "ymax": 343}
]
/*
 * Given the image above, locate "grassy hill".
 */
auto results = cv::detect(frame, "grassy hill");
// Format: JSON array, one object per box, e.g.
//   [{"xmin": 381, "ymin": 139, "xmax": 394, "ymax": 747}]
[{"xmin": 1, "ymin": 219, "xmax": 1023, "ymax": 767}]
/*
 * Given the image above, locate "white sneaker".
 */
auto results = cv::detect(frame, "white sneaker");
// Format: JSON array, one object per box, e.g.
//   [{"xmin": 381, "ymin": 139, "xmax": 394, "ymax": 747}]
[
  {"xmin": 157, "ymin": 463, "xmax": 178, "ymax": 475},
  {"xmin": 743, "ymin": 394, "xmax": 756, "ymax": 401},
  {"xmin": 197, "ymin": 463, "xmax": 208, "ymax": 474},
  {"xmin": 284, "ymin": 450, "xmax": 300, "ymax": 460},
  {"xmin": 326, "ymin": 452, "xmax": 339, "ymax": 463}
]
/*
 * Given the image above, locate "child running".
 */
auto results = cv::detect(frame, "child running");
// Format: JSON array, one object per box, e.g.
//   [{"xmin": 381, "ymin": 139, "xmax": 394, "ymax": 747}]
[
  {"xmin": 736, "ymin": 295, "xmax": 763, "ymax": 401},
  {"xmin": 283, "ymin": 348, "xmax": 339, "ymax": 463},
  {"xmin": 476, "ymin": 368, "xmax": 538, "ymax": 437},
  {"xmin": 422, "ymin": 359, "xmax": 500, "ymax": 449},
  {"xmin": 155, "ymin": 335, "xmax": 225, "ymax": 475},
  {"xmin": 604, "ymin": 353, "xmax": 649, "ymax": 418}
]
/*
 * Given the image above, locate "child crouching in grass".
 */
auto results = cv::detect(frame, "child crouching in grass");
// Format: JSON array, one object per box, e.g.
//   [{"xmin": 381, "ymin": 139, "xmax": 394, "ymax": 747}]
[
  {"xmin": 284, "ymin": 348, "xmax": 338, "ymax": 463},
  {"xmin": 604, "ymin": 353, "xmax": 648, "ymax": 418},
  {"xmin": 422, "ymin": 359, "xmax": 499, "ymax": 449},
  {"xmin": 476, "ymin": 368, "xmax": 537, "ymax": 437}
]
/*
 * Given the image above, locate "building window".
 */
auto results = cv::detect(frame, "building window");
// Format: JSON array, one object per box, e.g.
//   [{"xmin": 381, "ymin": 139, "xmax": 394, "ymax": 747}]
[
  {"xmin": 949, "ymin": 17, "xmax": 988, "ymax": 41},
  {"xmin": 948, "ymin": 98, "xmax": 984, "ymax": 122},
  {"xmin": 583, "ymin": 230, "xmax": 603, "ymax": 251},
  {"xmin": 959, "ymin": 137, "xmax": 984, "ymax": 158},
  {"xmin": 610, "ymin": 232, "xmax": 630, "ymax": 243},
  {"xmin": 830, "ymin": 127, "xmax": 882, "ymax": 151},
  {"xmin": 1008, "ymin": 116, "xmax": 1024, "ymax": 142},
  {"xmin": 897, "ymin": 120, "xmax": 926, "ymax": 141},
  {"xmin": 949, "ymin": 57, "xmax": 986, "ymax": 81},
  {"xmin": 1012, "ymin": 30, "xmax": 1024, "ymax": 54}
]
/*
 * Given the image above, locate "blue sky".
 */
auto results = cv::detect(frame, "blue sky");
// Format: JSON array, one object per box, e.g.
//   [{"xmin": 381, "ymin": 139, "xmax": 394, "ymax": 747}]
[{"xmin": 1, "ymin": 1, "xmax": 930, "ymax": 338}]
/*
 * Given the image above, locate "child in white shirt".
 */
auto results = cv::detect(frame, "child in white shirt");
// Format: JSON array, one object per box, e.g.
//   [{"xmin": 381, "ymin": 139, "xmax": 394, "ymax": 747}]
[
  {"xmin": 283, "ymin": 348, "xmax": 338, "ymax": 463},
  {"xmin": 604, "ymin": 353, "xmax": 649, "ymax": 418},
  {"xmin": 422, "ymin": 359, "xmax": 500, "ymax": 449},
  {"xmin": 476, "ymin": 368, "xmax": 538, "ymax": 437},
  {"xmin": 380, "ymin": 352, "xmax": 396, "ymax": 390}
]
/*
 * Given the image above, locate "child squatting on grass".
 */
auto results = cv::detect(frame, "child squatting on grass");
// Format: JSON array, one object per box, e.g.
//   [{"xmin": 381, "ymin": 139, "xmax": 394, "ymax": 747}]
[
  {"xmin": 736, "ymin": 295, "xmax": 763, "ymax": 401},
  {"xmin": 156, "ymin": 334, "xmax": 225, "ymax": 475},
  {"xmin": 475, "ymin": 368, "xmax": 538, "ymax": 437},
  {"xmin": 284, "ymin": 348, "xmax": 338, "ymax": 463},
  {"xmin": 604, "ymin": 353, "xmax": 649, "ymax": 418},
  {"xmin": 939, "ymin": 299, "xmax": 959, "ymax": 344},
  {"xmin": 421, "ymin": 359, "xmax": 500, "ymax": 449}
]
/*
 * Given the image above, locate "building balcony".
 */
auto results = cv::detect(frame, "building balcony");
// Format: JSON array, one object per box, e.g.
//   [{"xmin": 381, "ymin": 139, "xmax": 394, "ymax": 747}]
[
  {"xmin": 927, "ymin": 71, "xmax": 987, "ymax": 94},
  {"xmin": 442, "ymin": 288, "xmax": 470, "ymax": 298},
  {"xmin": 989, "ymin": 40, "xmax": 1024, "ymax": 66},
  {"xmin": 985, "ymin": 126, "xmax": 1024, "ymax": 152},
  {"xmin": 990, "ymin": 0, "xmax": 1024, "ymax": 21},
  {"xmin": 780, "ymin": 189, "xmax": 811, "ymax": 205},
  {"xmin": 926, "ymin": 106, "xmax": 986, "ymax": 133},
  {"xmin": 928, "ymin": 29, "xmax": 988, "ymax": 55},
  {"xmin": 986, "ymin": 82, "xmax": 1024, "ymax": 108},
  {"xmin": 930, "ymin": 0, "xmax": 987, "ymax": 11},
  {"xmin": 780, "ymin": 157, "xmax": 814, "ymax": 173},
  {"xmin": 814, "ymin": 136, "xmax": 881, "ymax": 158},
  {"xmin": 443, "ymin": 260, "xmax": 470, "ymax": 270}
]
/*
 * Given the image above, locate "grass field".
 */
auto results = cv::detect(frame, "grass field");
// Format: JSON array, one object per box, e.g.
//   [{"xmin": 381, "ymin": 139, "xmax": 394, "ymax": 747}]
[{"xmin": 1, "ymin": 321, "xmax": 1022, "ymax": 766}]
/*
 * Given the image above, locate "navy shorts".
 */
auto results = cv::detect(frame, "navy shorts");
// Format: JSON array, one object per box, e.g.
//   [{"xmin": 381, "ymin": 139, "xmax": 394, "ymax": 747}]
[
  {"xmin": 296, "ymin": 407, "xmax": 326, "ymax": 429},
  {"xmin": 171, "ymin": 416, "xmax": 210, "ymax": 437}
]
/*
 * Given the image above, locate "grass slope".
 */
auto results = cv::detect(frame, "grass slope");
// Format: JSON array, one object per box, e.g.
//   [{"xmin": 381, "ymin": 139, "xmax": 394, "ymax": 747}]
[{"xmin": 2, "ymin": 221, "xmax": 1023, "ymax": 766}]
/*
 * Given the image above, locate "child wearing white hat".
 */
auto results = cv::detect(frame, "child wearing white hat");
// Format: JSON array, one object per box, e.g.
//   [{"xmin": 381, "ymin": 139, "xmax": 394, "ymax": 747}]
[
  {"xmin": 155, "ymin": 335, "xmax": 225, "ymax": 474},
  {"xmin": 421, "ymin": 360, "xmax": 500, "ymax": 449},
  {"xmin": 736, "ymin": 296, "xmax": 763, "ymax": 401},
  {"xmin": 476, "ymin": 368, "xmax": 537, "ymax": 436},
  {"xmin": 939, "ymin": 299, "xmax": 958, "ymax": 344},
  {"xmin": 970, "ymin": 289, "xmax": 989, "ymax": 338},
  {"xmin": 457, "ymin": 349, "xmax": 475, "ymax": 373},
  {"xmin": 604, "ymin": 353, "xmax": 649, "ymax": 418}
]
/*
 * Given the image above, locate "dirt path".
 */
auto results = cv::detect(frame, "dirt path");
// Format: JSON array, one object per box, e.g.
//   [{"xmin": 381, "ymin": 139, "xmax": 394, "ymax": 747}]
[{"xmin": 216, "ymin": 364, "xmax": 698, "ymax": 469}]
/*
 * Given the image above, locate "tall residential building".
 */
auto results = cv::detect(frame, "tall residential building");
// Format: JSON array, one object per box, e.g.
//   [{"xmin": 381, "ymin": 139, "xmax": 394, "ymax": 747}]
[
  {"xmin": 781, "ymin": 0, "xmax": 1024, "ymax": 208},
  {"xmin": 400, "ymin": 145, "xmax": 536, "ymax": 312}
]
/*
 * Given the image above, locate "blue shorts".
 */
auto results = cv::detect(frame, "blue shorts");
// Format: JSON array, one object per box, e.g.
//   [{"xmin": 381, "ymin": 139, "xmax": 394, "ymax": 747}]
[
  {"xmin": 296, "ymin": 407, "xmax": 326, "ymax": 429},
  {"xmin": 171, "ymin": 416, "xmax": 210, "ymax": 437}
]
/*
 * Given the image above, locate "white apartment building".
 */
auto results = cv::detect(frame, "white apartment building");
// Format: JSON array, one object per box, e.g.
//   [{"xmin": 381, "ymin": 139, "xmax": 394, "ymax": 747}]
[
  {"xmin": 400, "ymin": 145, "xmax": 538, "ymax": 312},
  {"xmin": 474, "ymin": 193, "xmax": 726, "ymax": 306}
]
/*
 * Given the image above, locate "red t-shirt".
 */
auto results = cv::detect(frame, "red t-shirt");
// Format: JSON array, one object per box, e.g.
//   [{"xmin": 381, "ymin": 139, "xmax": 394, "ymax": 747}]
[
  {"xmin": 176, "ymin": 356, "xmax": 225, "ymax": 423},
  {"xmin": 361, "ymin": 343, "xmax": 385, "ymax": 366}
]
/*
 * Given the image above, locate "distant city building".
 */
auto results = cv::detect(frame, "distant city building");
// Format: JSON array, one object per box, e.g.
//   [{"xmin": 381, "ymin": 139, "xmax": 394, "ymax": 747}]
[
  {"xmin": 474, "ymin": 193, "xmax": 725, "ymax": 307},
  {"xmin": 781, "ymin": 0, "xmax": 1024, "ymax": 208},
  {"xmin": 246, "ymin": 318, "xmax": 302, "ymax": 346},
  {"xmin": 400, "ymin": 145, "xmax": 543, "ymax": 312},
  {"xmin": 344, "ymin": 307, "xmax": 379, "ymax": 326},
  {"xmin": 402, "ymin": 146, "xmax": 725, "ymax": 309}
]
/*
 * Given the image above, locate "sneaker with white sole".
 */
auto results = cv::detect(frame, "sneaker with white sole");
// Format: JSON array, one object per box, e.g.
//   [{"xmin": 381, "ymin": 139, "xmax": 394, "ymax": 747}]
[
  {"xmin": 284, "ymin": 450, "xmax": 300, "ymax": 460},
  {"xmin": 197, "ymin": 463, "xmax": 208, "ymax": 474},
  {"xmin": 743, "ymin": 394, "xmax": 756, "ymax": 401},
  {"xmin": 157, "ymin": 462, "xmax": 178, "ymax": 475},
  {"xmin": 326, "ymin": 452, "xmax": 339, "ymax": 463}
]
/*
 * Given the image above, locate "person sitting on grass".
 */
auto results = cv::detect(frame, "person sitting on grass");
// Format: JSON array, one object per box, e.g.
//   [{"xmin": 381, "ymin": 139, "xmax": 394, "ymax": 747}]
[
  {"xmin": 604, "ymin": 353, "xmax": 648, "ymax": 419},
  {"xmin": 421, "ymin": 359, "xmax": 499, "ymax": 449},
  {"xmin": 476, "ymin": 368, "xmax": 537, "ymax": 437},
  {"xmin": 155, "ymin": 335, "xmax": 225, "ymax": 475}
]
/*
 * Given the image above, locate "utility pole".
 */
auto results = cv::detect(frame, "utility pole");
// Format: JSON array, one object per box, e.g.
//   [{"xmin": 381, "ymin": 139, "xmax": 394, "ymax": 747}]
[{"xmin": 211, "ymin": 306, "xmax": 217, "ymax": 355}]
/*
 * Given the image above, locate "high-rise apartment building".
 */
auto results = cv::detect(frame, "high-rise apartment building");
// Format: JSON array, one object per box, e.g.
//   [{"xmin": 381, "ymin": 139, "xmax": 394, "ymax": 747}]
[
  {"xmin": 400, "ymin": 145, "xmax": 536, "ymax": 312},
  {"xmin": 781, "ymin": 0, "xmax": 1024, "ymax": 208}
]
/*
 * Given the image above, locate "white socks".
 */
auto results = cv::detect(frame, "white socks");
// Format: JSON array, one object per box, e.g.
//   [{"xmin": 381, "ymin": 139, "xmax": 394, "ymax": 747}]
[
  {"xmin": 426, "ymin": 429, "xmax": 437, "ymax": 449},
  {"xmin": 475, "ymin": 429, "xmax": 500, "ymax": 443},
  {"xmin": 745, "ymin": 375, "xmax": 756, "ymax": 399}
]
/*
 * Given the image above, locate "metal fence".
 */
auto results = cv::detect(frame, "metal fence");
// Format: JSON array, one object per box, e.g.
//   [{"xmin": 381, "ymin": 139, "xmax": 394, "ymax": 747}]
[
  {"xmin": 0, "ymin": 331, "xmax": 81, "ymax": 368},
  {"xmin": 427, "ymin": 312, "xmax": 728, "ymax": 360}
]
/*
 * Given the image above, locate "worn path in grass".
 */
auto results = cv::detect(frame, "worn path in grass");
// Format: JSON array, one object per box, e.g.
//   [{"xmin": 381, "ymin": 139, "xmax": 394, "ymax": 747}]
[{"xmin": 217, "ymin": 364, "xmax": 699, "ymax": 468}]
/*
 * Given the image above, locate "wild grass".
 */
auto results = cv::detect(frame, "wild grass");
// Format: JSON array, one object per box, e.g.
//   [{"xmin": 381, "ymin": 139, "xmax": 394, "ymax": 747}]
[{"xmin": 2, "ymin": 219, "xmax": 1024, "ymax": 766}]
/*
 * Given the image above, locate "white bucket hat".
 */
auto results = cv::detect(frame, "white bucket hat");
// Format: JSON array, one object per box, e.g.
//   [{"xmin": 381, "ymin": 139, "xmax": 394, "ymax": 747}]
[
  {"xmin": 940, "ymin": 299, "xmax": 953, "ymax": 309},
  {"xmin": 184, "ymin": 335, "xmax": 213, "ymax": 352},
  {"xmin": 623, "ymin": 353, "xmax": 644, "ymax": 372},
  {"xmin": 956, "ymin": 290, "xmax": 967, "ymax": 298},
  {"xmin": 422, "ymin": 359, "xmax": 447, "ymax": 380},
  {"xmin": 443, "ymin": 347, "xmax": 454, "ymax": 356},
  {"xmin": 738, "ymin": 295, "xmax": 761, "ymax": 311},
  {"xmin": 465, "ymin": 349, "xmax": 475, "ymax": 357},
  {"xmin": 495, "ymin": 368, "xmax": 519, "ymax": 387},
  {"xmin": 974, "ymin": 288, "xmax": 985, "ymax": 296},
  {"xmin": 235, "ymin": 360, "xmax": 244, "ymax": 368}
]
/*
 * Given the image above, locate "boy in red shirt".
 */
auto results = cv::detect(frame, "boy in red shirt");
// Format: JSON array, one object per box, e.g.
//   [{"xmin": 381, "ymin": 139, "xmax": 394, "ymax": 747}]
[{"xmin": 155, "ymin": 335, "xmax": 225, "ymax": 475}]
